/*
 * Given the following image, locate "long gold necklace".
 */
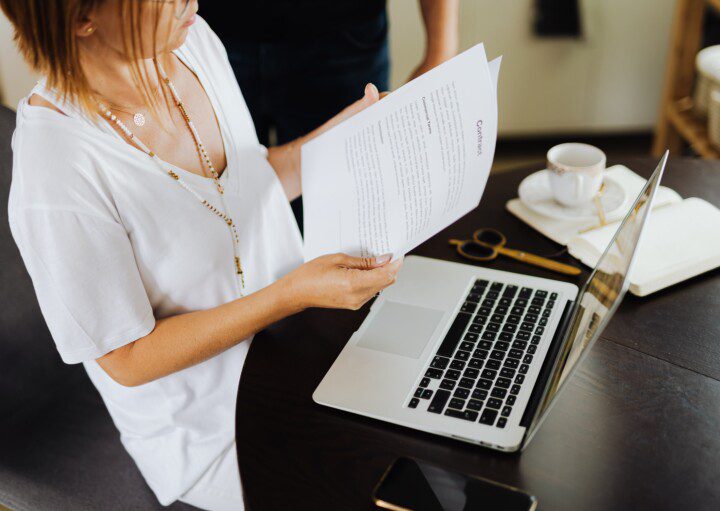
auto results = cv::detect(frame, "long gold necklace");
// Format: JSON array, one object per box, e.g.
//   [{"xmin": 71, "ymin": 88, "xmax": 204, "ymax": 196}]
[{"xmin": 99, "ymin": 62, "xmax": 245, "ymax": 295}]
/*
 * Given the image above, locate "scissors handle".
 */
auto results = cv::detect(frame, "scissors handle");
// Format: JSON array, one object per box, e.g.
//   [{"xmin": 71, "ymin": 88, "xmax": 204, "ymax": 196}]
[{"xmin": 496, "ymin": 246, "xmax": 582, "ymax": 276}]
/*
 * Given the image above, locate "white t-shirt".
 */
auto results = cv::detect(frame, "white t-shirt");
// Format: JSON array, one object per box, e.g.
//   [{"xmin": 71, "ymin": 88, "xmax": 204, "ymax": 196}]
[{"xmin": 8, "ymin": 17, "xmax": 303, "ymax": 505}]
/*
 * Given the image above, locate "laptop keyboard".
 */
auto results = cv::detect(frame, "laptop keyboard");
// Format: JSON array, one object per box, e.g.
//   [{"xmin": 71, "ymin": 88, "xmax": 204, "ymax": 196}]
[{"xmin": 407, "ymin": 279, "xmax": 557, "ymax": 429}]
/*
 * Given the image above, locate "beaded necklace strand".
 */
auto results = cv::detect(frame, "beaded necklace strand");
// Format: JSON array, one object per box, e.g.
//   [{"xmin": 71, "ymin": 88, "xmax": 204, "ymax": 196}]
[{"xmin": 99, "ymin": 61, "xmax": 245, "ymax": 295}]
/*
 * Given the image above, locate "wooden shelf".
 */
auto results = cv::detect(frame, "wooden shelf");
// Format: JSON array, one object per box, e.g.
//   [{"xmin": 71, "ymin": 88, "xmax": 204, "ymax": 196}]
[{"xmin": 666, "ymin": 98, "xmax": 720, "ymax": 158}]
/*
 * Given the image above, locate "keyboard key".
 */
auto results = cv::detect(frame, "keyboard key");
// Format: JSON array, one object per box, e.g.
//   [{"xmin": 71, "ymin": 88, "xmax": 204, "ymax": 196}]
[
  {"xmin": 486, "ymin": 291, "xmax": 499, "ymax": 300},
  {"xmin": 491, "ymin": 387, "xmax": 507, "ymax": 399},
  {"xmin": 535, "ymin": 290, "xmax": 548, "ymax": 298},
  {"xmin": 450, "ymin": 360, "xmax": 465, "ymax": 370},
  {"xmin": 479, "ymin": 408, "xmax": 498, "ymax": 425},
  {"xmin": 466, "ymin": 292, "xmax": 482, "ymax": 303},
  {"xmin": 495, "ymin": 305, "xmax": 509, "ymax": 314},
  {"xmin": 515, "ymin": 298, "xmax": 528, "ymax": 307},
  {"xmin": 519, "ymin": 287, "xmax": 533, "ymax": 299},
  {"xmin": 500, "ymin": 367, "xmax": 515, "ymax": 378},
  {"xmin": 490, "ymin": 282, "xmax": 503, "ymax": 291},
  {"xmin": 496, "ymin": 298, "xmax": 510, "ymax": 308},
  {"xmin": 486, "ymin": 322, "xmax": 500, "ymax": 332},
  {"xmin": 437, "ymin": 312, "xmax": 472, "ymax": 358},
  {"xmin": 422, "ymin": 389, "xmax": 433, "ymax": 399},
  {"xmin": 547, "ymin": 300, "xmax": 555, "ymax": 309},
  {"xmin": 454, "ymin": 388, "xmax": 470, "ymax": 399},
  {"xmin": 519, "ymin": 322, "xmax": 534, "ymax": 332},
  {"xmin": 523, "ymin": 354, "xmax": 534, "ymax": 364},
  {"xmin": 467, "ymin": 399, "xmax": 483, "ymax": 411},
  {"xmin": 502, "ymin": 323, "xmax": 517, "ymax": 333},
  {"xmin": 481, "ymin": 331, "xmax": 497, "ymax": 341},
  {"xmin": 503, "ymin": 358, "xmax": 519, "ymax": 369},
  {"xmin": 476, "ymin": 378, "xmax": 492, "ymax": 390},
  {"xmin": 449, "ymin": 397, "xmax": 465, "ymax": 409},
  {"xmin": 460, "ymin": 341, "xmax": 475, "ymax": 351},
  {"xmin": 535, "ymin": 326, "xmax": 545, "ymax": 335},
  {"xmin": 515, "ymin": 331, "xmax": 530, "ymax": 341},
  {"xmin": 527, "ymin": 345, "xmax": 537, "ymax": 354},
  {"xmin": 532, "ymin": 297, "xmax": 545, "ymax": 306},
  {"xmin": 459, "ymin": 378, "xmax": 475, "ymax": 389},
  {"xmin": 481, "ymin": 369, "xmax": 497, "ymax": 380},
  {"xmin": 490, "ymin": 350, "xmax": 505, "ymax": 360},
  {"xmin": 512, "ymin": 340, "xmax": 527, "ymax": 350},
  {"xmin": 502, "ymin": 406, "xmax": 513, "ymax": 417},
  {"xmin": 503, "ymin": 285, "xmax": 518, "ymax": 298},
  {"xmin": 464, "ymin": 332, "xmax": 479, "ymax": 341},
  {"xmin": 478, "ymin": 307, "xmax": 492, "ymax": 316},
  {"xmin": 542, "ymin": 309, "xmax": 551, "ymax": 318},
  {"xmin": 511, "ymin": 306, "xmax": 525, "ymax": 316},
  {"xmin": 468, "ymin": 358, "xmax": 483, "ymax": 369},
  {"xmin": 472, "ymin": 315, "xmax": 487, "ymax": 326},
  {"xmin": 475, "ymin": 279, "xmax": 489, "ymax": 289},
  {"xmin": 461, "ymin": 302, "xmax": 477, "ymax": 313},
  {"xmin": 428, "ymin": 390, "xmax": 451, "ymax": 413},
  {"xmin": 506, "ymin": 395, "xmax": 516, "ymax": 406},
  {"xmin": 497, "ymin": 417, "xmax": 507, "ymax": 428},
  {"xmin": 455, "ymin": 350, "xmax": 470, "ymax": 361},
  {"xmin": 409, "ymin": 398, "xmax": 419, "ymax": 408},
  {"xmin": 469, "ymin": 324, "xmax": 483, "ymax": 334},
  {"xmin": 445, "ymin": 369, "xmax": 461, "ymax": 380},
  {"xmin": 420, "ymin": 377, "xmax": 431, "ymax": 387},
  {"xmin": 430, "ymin": 356, "xmax": 450, "ymax": 370},
  {"xmin": 414, "ymin": 388, "xmax": 423, "ymax": 398},
  {"xmin": 508, "ymin": 349, "xmax": 523, "ymax": 359},
  {"xmin": 445, "ymin": 409, "xmax": 479, "ymax": 421},
  {"xmin": 499, "ymin": 332, "xmax": 514, "ymax": 342},
  {"xmin": 440, "ymin": 379, "xmax": 456, "ymax": 390},
  {"xmin": 507, "ymin": 315, "xmax": 520, "ymax": 325},
  {"xmin": 473, "ymin": 349, "xmax": 488, "ymax": 360},
  {"xmin": 487, "ymin": 398, "xmax": 503, "ymax": 409},
  {"xmin": 495, "ymin": 341, "xmax": 510, "ymax": 351},
  {"xmin": 524, "ymin": 313, "xmax": 538, "ymax": 323},
  {"xmin": 510, "ymin": 384, "xmax": 521, "ymax": 395},
  {"xmin": 531, "ymin": 335, "xmax": 541, "ymax": 345},
  {"xmin": 528, "ymin": 305, "xmax": 541, "ymax": 314},
  {"xmin": 478, "ymin": 340, "xmax": 493, "ymax": 350},
  {"xmin": 519, "ymin": 364, "xmax": 530, "ymax": 375},
  {"xmin": 550, "ymin": 292, "xmax": 558, "ymax": 300},
  {"xmin": 514, "ymin": 374, "xmax": 525, "ymax": 384},
  {"xmin": 472, "ymin": 389, "xmax": 488, "ymax": 400},
  {"xmin": 426, "ymin": 368, "xmax": 443, "ymax": 379},
  {"xmin": 482, "ymin": 299, "xmax": 495, "ymax": 308},
  {"xmin": 464, "ymin": 368, "xmax": 480, "ymax": 379},
  {"xmin": 491, "ymin": 313, "xmax": 504, "ymax": 323},
  {"xmin": 496, "ymin": 377, "xmax": 511, "ymax": 389},
  {"xmin": 485, "ymin": 360, "xmax": 501, "ymax": 370},
  {"xmin": 539, "ymin": 317, "xmax": 548, "ymax": 326}
]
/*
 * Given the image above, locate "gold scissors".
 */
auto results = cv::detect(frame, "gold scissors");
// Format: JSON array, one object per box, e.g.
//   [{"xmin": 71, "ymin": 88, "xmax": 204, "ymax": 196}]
[{"xmin": 449, "ymin": 228, "xmax": 582, "ymax": 276}]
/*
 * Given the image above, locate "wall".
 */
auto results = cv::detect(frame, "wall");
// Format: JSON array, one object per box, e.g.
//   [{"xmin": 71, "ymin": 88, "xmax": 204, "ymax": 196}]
[{"xmin": 0, "ymin": 0, "xmax": 675, "ymax": 135}]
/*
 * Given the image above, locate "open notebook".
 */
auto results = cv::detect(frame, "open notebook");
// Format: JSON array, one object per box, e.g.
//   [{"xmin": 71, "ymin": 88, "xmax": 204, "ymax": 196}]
[{"xmin": 507, "ymin": 165, "xmax": 720, "ymax": 296}]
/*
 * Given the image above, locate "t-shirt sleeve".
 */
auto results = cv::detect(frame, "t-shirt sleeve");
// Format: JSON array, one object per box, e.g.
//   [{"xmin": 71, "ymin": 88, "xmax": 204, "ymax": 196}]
[{"xmin": 11, "ymin": 207, "xmax": 156, "ymax": 364}]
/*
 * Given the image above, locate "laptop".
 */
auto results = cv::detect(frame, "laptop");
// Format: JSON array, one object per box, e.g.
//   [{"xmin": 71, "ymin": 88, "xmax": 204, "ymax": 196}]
[{"xmin": 313, "ymin": 152, "xmax": 668, "ymax": 452}]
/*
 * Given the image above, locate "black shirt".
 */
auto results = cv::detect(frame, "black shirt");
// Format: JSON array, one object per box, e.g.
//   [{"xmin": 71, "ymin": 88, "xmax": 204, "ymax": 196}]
[{"xmin": 200, "ymin": 0, "xmax": 386, "ymax": 43}]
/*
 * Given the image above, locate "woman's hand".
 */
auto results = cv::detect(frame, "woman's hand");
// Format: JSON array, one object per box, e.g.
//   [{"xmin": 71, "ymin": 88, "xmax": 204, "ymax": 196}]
[
  {"xmin": 279, "ymin": 253, "xmax": 403, "ymax": 311},
  {"xmin": 267, "ymin": 83, "xmax": 387, "ymax": 201}
]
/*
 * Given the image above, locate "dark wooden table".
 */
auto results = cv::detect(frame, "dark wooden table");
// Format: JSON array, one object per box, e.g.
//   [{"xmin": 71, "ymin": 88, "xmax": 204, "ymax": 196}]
[{"xmin": 236, "ymin": 158, "xmax": 720, "ymax": 511}]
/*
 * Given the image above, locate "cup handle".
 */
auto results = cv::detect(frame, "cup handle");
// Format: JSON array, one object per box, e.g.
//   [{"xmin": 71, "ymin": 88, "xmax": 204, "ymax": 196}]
[{"xmin": 573, "ymin": 173, "xmax": 585, "ymax": 199}]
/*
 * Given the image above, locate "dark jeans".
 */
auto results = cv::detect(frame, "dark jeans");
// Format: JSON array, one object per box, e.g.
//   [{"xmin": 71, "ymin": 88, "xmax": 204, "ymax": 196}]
[{"xmin": 225, "ymin": 12, "xmax": 390, "ymax": 232}]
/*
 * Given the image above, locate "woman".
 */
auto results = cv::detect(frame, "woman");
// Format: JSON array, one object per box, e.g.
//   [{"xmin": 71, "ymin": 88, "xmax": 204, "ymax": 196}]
[{"xmin": 2, "ymin": 1, "xmax": 402, "ymax": 509}]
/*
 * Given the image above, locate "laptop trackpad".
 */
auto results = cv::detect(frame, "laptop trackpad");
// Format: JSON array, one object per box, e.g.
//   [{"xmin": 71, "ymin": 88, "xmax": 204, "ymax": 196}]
[{"xmin": 356, "ymin": 301, "xmax": 446, "ymax": 359}]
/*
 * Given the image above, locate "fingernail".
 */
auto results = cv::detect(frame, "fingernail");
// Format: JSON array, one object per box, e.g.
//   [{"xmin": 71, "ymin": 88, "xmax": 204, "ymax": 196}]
[
  {"xmin": 375, "ymin": 253, "xmax": 392, "ymax": 264},
  {"xmin": 364, "ymin": 83, "xmax": 378, "ymax": 100}
]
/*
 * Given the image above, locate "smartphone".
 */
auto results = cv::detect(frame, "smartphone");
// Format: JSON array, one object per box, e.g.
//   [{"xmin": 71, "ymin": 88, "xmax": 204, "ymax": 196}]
[{"xmin": 372, "ymin": 457, "xmax": 537, "ymax": 511}]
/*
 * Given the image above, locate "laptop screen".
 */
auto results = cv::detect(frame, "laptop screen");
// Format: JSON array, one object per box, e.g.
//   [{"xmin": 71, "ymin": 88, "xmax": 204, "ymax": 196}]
[{"xmin": 524, "ymin": 153, "xmax": 668, "ymax": 443}]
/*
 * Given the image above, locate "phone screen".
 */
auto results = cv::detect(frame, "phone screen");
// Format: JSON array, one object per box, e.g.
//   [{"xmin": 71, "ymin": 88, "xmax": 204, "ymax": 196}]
[{"xmin": 373, "ymin": 458, "xmax": 536, "ymax": 511}]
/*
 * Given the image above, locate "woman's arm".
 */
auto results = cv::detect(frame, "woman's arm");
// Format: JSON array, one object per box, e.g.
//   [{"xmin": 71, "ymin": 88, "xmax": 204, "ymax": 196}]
[
  {"xmin": 267, "ymin": 83, "xmax": 382, "ymax": 201},
  {"xmin": 97, "ymin": 253, "xmax": 401, "ymax": 387},
  {"xmin": 408, "ymin": 0, "xmax": 460, "ymax": 81}
]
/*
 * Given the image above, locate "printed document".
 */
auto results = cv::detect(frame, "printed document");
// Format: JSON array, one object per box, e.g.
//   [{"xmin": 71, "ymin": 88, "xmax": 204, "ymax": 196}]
[{"xmin": 302, "ymin": 44, "xmax": 500, "ymax": 261}]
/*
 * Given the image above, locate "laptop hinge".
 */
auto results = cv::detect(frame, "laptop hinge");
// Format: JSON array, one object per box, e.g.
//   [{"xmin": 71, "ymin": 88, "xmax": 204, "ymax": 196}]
[{"xmin": 519, "ymin": 299, "xmax": 574, "ymax": 427}]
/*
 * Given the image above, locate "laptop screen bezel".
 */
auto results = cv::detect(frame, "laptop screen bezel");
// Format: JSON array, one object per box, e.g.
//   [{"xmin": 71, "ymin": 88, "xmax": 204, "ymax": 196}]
[{"xmin": 520, "ymin": 152, "xmax": 669, "ymax": 448}]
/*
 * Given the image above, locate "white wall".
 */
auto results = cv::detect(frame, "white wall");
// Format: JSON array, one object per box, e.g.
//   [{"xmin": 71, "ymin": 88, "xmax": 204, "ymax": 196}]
[
  {"xmin": 1, "ymin": 0, "xmax": 674, "ymax": 135},
  {"xmin": 388, "ymin": 0, "xmax": 675, "ymax": 136}
]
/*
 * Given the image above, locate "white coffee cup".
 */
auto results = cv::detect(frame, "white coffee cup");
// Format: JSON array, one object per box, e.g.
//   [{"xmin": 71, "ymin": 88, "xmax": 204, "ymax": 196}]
[{"xmin": 547, "ymin": 143, "xmax": 606, "ymax": 207}]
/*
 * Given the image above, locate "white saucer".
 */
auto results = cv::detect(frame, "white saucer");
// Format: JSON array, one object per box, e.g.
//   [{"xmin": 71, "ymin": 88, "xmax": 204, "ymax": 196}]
[{"xmin": 518, "ymin": 170, "xmax": 626, "ymax": 221}]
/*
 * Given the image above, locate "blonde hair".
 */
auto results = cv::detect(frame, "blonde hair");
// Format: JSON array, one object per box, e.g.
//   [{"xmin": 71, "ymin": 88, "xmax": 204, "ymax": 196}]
[{"xmin": 0, "ymin": 0, "xmax": 171, "ymax": 119}]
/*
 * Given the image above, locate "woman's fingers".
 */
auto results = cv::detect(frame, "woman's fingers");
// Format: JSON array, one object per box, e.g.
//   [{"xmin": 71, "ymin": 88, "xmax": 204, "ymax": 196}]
[{"xmin": 332, "ymin": 252, "xmax": 392, "ymax": 269}]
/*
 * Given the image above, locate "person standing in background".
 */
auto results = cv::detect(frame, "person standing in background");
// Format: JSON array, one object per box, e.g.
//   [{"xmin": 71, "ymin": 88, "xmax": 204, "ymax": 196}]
[{"xmin": 201, "ymin": 0, "xmax": 459, "ymax": 229}]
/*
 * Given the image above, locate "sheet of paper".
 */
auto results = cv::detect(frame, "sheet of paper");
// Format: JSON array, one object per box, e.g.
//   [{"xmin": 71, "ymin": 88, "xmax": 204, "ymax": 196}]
[{"xmin": 301, "ymin": 44, "xmax": 500, "ymax": 261}]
